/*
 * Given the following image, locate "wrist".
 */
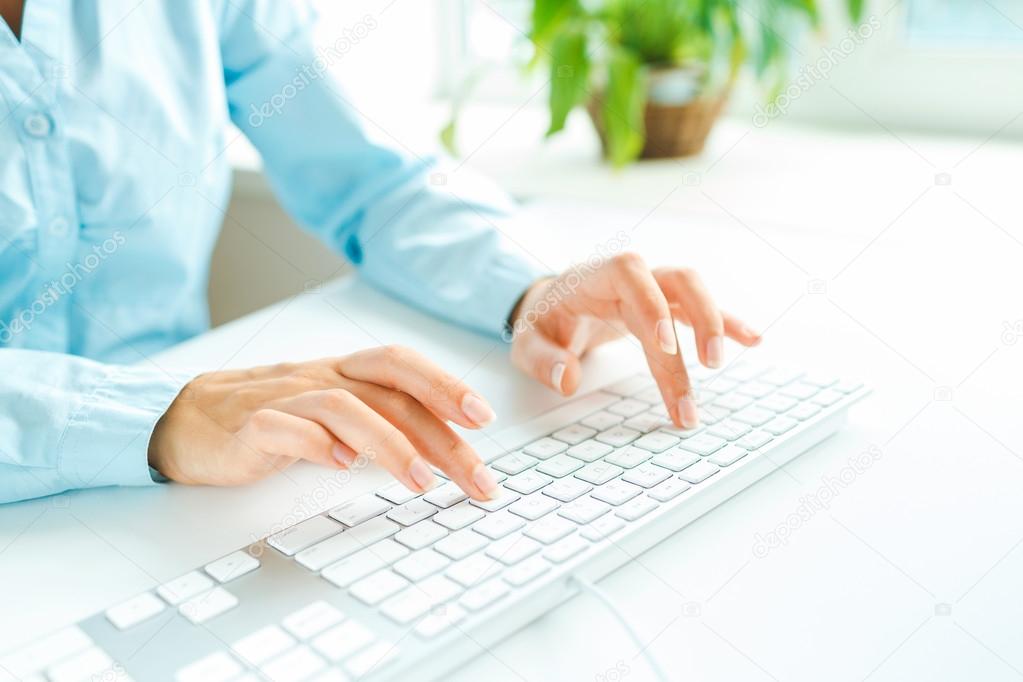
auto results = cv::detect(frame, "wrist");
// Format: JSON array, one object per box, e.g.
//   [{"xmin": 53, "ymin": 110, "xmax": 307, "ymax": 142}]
[{"xmin": 506, "ymin": 277, "xmax": 554, "ymax": 339}]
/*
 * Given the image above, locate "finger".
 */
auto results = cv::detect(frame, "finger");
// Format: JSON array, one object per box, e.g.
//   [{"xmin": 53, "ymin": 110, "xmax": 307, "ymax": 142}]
[
  {"xmin": 334, "ymin": 346, "xmax": 496, "ymax": 429},
  {"xmin": 238, "ymin": 408, "xmax": 344, "ymax": 470},
  {"xmin": 510, "ymin": 328, "xmax": 583, "ymax": 396},
  {"xmin": 346, "ymin": 382, "xmax": 499, "ymax": 501},
  {"xmin": 273, "ymin": 389, "xmax": 436, "ymax": 493},
  {"xmin": 655, "ymin": 268, "xmax": 725, "ymax": 369},
  {"xmin": 723, "ymin": 311, "xmax": 762, "ymax": 346},
  {"xmin": 606, "ymin": 255, "xmax": 695, "ymax": 428}
]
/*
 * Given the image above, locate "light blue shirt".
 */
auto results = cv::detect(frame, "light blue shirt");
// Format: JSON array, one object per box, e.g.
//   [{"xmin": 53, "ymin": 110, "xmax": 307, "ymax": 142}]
[{"xmin": 0, "ymin": 1, "xmax": 542, "ymax": 504}]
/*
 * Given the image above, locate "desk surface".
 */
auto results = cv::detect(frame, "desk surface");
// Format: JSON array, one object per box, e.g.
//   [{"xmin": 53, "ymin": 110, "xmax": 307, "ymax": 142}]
[{"xmin": 3, "ymin": 121, "xmax": 1023, "ymax": 682}]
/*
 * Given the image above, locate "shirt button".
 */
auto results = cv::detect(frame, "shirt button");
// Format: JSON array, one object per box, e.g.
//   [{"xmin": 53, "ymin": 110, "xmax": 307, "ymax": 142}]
[{"xmin": 23, "ymin": 112, "xmax": 54, "ymax": 138}]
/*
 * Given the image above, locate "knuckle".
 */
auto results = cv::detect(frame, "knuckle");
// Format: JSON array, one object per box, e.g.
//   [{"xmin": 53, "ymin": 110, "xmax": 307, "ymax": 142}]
[
  {"xmin": 246, "ymin": 408, "xmax": 278, "ymax": 433},
  {"xmin": 613, "ymin": 251, "xmax": 644, "ymax": 272},
  {"xmin": 320, "ymin": 388, "xmax": 355, "ymax": 412},
  {"xmin": 677, "ymin": 267, "xmax": 701, "ymax": 286},
  {"xmin": 380, "ymin": 344, "xmax": 411, "ymax": 363},
  {"xmin": 273, "ymin": 362, "xmax": 300, "ymax": 375}
]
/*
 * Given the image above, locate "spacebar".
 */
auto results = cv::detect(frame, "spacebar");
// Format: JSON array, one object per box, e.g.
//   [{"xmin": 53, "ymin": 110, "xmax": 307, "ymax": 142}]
[{"xmin": 472, "ymin": 390, "xmax": 621, "ymax": 463}]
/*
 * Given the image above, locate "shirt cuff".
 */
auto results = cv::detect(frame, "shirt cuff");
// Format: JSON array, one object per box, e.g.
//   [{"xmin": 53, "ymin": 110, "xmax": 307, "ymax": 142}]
[{"xmin": 57, "ymin": 366, "xmax": 191, "ymax": 491}]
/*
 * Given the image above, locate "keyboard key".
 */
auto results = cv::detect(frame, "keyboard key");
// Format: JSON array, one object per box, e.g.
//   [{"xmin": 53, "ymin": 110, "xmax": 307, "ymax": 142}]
[
  {"xmin": 713, "ymin": 393, "xmax": 753, "ymax": 412},
  {"xmin": 176, "ymin": 651, "xmax": 242, "ymax": 682},
  {"xmin": 268, "ymin": 516, "xmax": 342, "ymax": 556},
  {"xmin": 47, "ymin": 647, "xmax": 115, "ymax": 682},
  {"xmin": 281, "ymin": 601, "xmax": 345, "ymax": 640},
  {"xmin": 623, "ymin": 413, "xmax": 669, "ymax": 433},
  {"xmin": 350, "ymin": 569, "xmax": 408, "ymax": 606},
  {"xmin": 736, "ymin": 431, "xmax": 772, "ymax": 450},
  {"xmin": 535, "ymin": 454, "xmax": 584, "ymax": 478},
  {"xmin": 491, "ymin": 452, "xmax": 538, "ymax": 475},
  {"xmin": 764, "ymin": 416, "xmax": 798, "ymax": 435},
  {"xmin": 605, "ymin": 375, "xmax": 654, "ymax": 396},
  {"xmin": 592, "ymin": 480, "xmax": 643, "ymax": 506},
  {"xmin": 678, "ymin": 461, "xmax": 719, "ymax": 484},
  {"xmin": 435, "ymin": 529, "xmax": 489, "ymax": 560},
  {"xmin": 504, "ymin": 470, "xmax": 553, "ymax": 495},
  {"xmin": 707, "ymin": 420, "xmax": 751, "ymax": 441},
  {"xmin": 393, "ymin": 549, "xmax": 451, "ymax": 581},
  {"xmin": 607, "ymin": 398, "xmax": 650, "ymax": 417},
  {"xmin": 296, "ymin": 518, "xmax": 400, "ymax": 571},
  {"xmin": 180, "ymin": 587, "xmax": 238, "ymax": 624},
  {"xmin": 677, "ymin": 434, "xmax": 727, "ymax": 456},
  {"xmin": 757, "ymin": 394, "xmax": 798, "ymax": 413},
  {"xmin": 697, "ymin": 406, "xmax": 728, "ymax": 425},
  {"xmin": 105, "ymin": 592, "xmax": 165, "ymax": 630},
  {"xmin": 524, "ymin": 515, "xmax": 576, "ymax": 544},
  {"xmin": 811, "ymin": 389, "xmax": 844, "ymax": 406},
  {"xmin": 418, "ymin": 573, "xmax": 464, "ymax": 603},
  {"xmin": 322, "ymin": 549, "xmax": 386, "ymax": 588},
  {"xmin": 737, "ymin": 381, "xmax": 775, "ymax": 398},
  {"xmin": 394, "ymin": 520, "xmax": 448, "ymax": 550},
  {"xmin": 508, "ymin": 494, "xmax": 559, "ymax": 520},
  {"xmin": 788, "ymin": 402, "xmax": 821, "ymax": 420},
  {"xmin": 559, "ymin": 497, "xmax": 611, "ymax": 524},
  {"xmin": 604, "ymin": 446, "xmax": 651, "ymax": 469},
  {"xmin": 380, "ymin": 588, "xmax": 433, "ymax": 625},
  {"xmin": 580, "ymin": 410, "xmax": 623, "ymax": 431},
  {"xmin": 544, "ymin": 535, "xmax": 589, "ymax": 563},
  {"xmin": 0, "ymin": 627, "xmax": 92, "ymax": 678},
  {"xmin": 311, "ymin": 620, "xmax": 375, "ymax": 661},
  {"xmin": 632, "ymin": 432, "xmax": 680, "ymax": 453},
  {"xmin": 632, "ymin": 386, "xmax": 664, "ymax": 404},
  {"xmin": 486, "ymin": 534, "xmax": 542, "ymax": 565},
  {"xmin": 157, "ymin": 571, "xmax": 214, "ymax": 606},
  {"xmin": 552, "ymin": 424, "xmax": 597, "ymax": 444},
  {"xmin": 329, "ymin": 495, "xmax": 391, "ymax": 527},
  {"xmin": 523, "ymin": 437, "xmax": 568, "ymax": 459},
  {"xmin": 433, "ymin": 503, "xmax": 486, "ymax": 530},
  {"xmin": 731, "ymin": 406, "xmax": 775, "ymax": 427},
  {"xmin": 386, "ymin": 499, "xmax": 438, "ymax": 526},
  {"xmin": 724, "ymin": 362, "xmax": 765, "ymax": 382},
  {"xmin": 575, "ymin": 460, "xmax": 623, "ymax": 485},
  {"xmin": 709, "ymin": 445, "xmax": 749, "ymax": 467},
  {"xmin": 650, "ymin": 449, "xmax": 700, "ymax": 472},
  {"xmin": 648, "ymin": 478, "xmax": 691, "ymax": 502},
  {"xmin": 779, "ymin": 382, "xmax": 819, "ymax": 400},
  {"xmin": 415, "ymin": 604, "xmax": 467, "ymax": 638},
  {"xmin": 472, "ymin": 510, "xmax": 525, "ymax": 539},
  {"xmin": 261, "ymin": 645, "xmax": 326, "ymax": 682},
  {"xmin": 581, "ymin": 515, "xmax": 626, "ymax": 541},
  {"xmin": 503, "ymin": 556, "xmax": 551, "ymax": 587},
  {"xmin": 423, "ymin": 482, "xmax": 468, "ymax": 509},
  {"xmin": 460, "ymin": 579, "xmax": 510, "ymax": 611},
  {"xmin": 542, "ymin": 477, "xmax": 592, "ymax": 502},
  {"xmin": 834, "ymin": 379, "xmax": 863, "ymax": 393},
  {"xmin": 595, "ymin": 426, "xmax": 641, "ymax": 447},
  {"xmin": 205, "ymin": 550, "xmax": 259, "ymax": 583},
  {"xmin": 760, "ymin": 368, "xmax": 803, "ymax": 386},
  {"xmin": 345, "ymin": 641, "xmax": 398, "ymax": 678},
  {"xmin": 566, "ymin": 439, "xmax": 613, "ymax": 462},
  {"xmin": 446, "ymin": 553, "xmax": 503, "ymax": 587},
  {"xmin": 615, "ymin": 496, "xmax": 659, "ymax": 521},
  {"xmin": 469, "ymin": 488, "xmax": 520, "ymax": 511},
  {"xmin": 659, "ymin": 424, "xmax": 703, "ymax": 439},
  {"xmin": 376, "ymin": 481, "xmax": 421, "ymax": 505},
  {"xmin": 232, "ymin": 625, "xmax": 295, "ymax": 666},
  {"xmin": 621, "ymin": 463, "xmax": 671, "ymax": 488}
]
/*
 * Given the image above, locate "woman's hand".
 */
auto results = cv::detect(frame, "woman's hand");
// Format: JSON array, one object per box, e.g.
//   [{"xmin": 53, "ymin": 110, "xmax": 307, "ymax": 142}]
[
  {"xmin": 509, "ymin": 253, "xmax": 761, "ymax": 428},
  {"xmin": 148, "ymin": 347, "xmax": 501, "ymax": 500}
]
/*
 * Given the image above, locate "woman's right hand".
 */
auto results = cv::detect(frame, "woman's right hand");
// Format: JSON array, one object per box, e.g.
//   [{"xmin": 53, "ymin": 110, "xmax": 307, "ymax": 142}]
[{"xmin": 147, "ymin": 346, "xmax": 501, "ymax": 500}]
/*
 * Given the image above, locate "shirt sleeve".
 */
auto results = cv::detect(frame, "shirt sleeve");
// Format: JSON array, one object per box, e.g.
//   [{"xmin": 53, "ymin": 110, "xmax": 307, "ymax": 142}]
[
  {"xmin": 0, "ymin": 349, "xmax": 187, "ymax": 504},
  {"xmin": 215, "ymin": 1, "xmax": 546, "ymax": 338}
]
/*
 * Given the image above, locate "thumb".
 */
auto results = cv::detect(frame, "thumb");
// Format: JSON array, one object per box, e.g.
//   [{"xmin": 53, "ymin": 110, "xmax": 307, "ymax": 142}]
[{"xmin": 511, "ymin": 329, "xmax": 583, "ymax": 396}]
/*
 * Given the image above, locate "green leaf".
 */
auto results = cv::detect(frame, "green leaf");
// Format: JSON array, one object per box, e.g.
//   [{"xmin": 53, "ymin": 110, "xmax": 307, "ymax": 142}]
[
  {"xmin": 603, "ymin": 49, "xmax": 646, "ymax": 167},
  {"xmin": 531, "ymin": 0, "xmax": 581, "ymax": 47},
  {"xmin": 439, "ymin": 118, "xmax": 457, "ymax": 156},
  {"xmin": 848, "ymin": 0, "xmax": 865, "ymax": 23},
  {"xmin": 546, "ymin": 28, "xmax": 590, "ymax": 136}
]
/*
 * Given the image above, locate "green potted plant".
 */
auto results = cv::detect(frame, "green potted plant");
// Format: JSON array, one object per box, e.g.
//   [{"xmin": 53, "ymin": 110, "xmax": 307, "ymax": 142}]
[{"xmin": 530, "ymin": 0, "xmax": 865, "ymax": 165}]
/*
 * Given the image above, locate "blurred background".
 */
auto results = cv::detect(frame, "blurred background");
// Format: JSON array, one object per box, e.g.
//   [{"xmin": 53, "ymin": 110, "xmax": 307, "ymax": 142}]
[{"xmin": 209, "ymin": 0, "xmax": 1023, "ymax": 325}]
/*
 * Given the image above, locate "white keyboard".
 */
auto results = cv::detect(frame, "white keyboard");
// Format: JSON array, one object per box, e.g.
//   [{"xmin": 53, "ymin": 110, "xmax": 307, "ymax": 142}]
[{"xmin": 0, "ymin": 363, "xmax": 867, "ymax": 682}]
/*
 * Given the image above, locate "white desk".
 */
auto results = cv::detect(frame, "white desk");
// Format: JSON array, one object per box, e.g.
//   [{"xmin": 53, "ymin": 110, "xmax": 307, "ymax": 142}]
[{"xmin": 3, "ymin": 120, "xmax": 1023, "ymax": 681}]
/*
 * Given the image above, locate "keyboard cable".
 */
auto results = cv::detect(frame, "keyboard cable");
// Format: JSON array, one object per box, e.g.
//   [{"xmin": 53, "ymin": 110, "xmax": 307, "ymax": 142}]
[{"xmin": 569, "ymin": 574, "xmax": 671, "ymax": 682}]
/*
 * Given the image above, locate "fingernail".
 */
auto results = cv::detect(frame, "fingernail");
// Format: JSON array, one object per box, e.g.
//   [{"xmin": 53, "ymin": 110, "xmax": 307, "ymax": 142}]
[
  {"xmin": 705, "ymin": 335, "xmax": 724, "ymax": 369},
  {"xmin": 332, "ymin": 444, "xmax": 355, "ymax": 467},
  {"xmin": 461, "ymin": 393, "xmax": 496, "ymax": 427},
  {"xmin": 744, "ymin": 325, "xmax": 762, "ymax": 341},
  {"xmin": 472, "ymin": 463, "xmax": 500, "ymax": 499},
  {"xmin": 550, "ymin": 362, "xmax": 566, "ymax": 393},
  {"xmin": 678, "ymin": 394, "xmax": 700, "ymax": 429},
  {"xmin": 408, "ymin": 457, "xmax": 436, "ymax": 492},
  {"xmin": 656, "ymin": 319, "xmax": 677, "ymax": 355}
]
